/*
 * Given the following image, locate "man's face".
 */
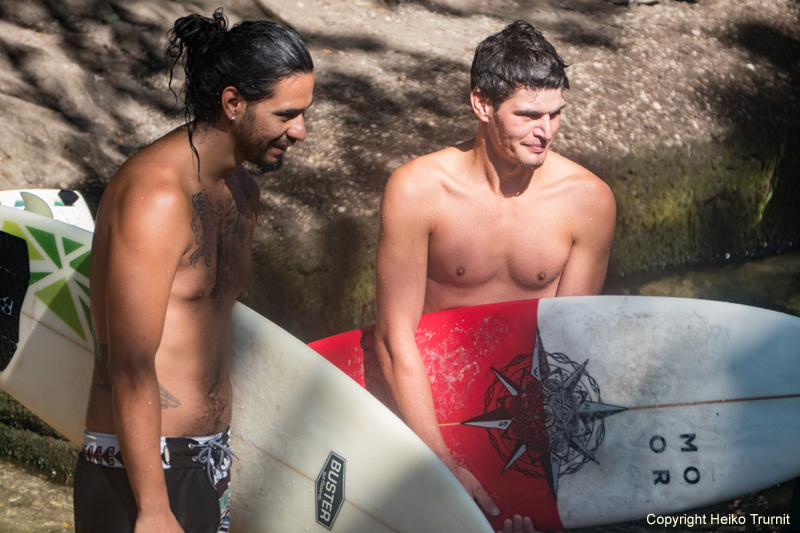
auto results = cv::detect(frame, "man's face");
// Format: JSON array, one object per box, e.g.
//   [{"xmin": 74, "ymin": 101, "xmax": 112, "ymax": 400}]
[
  {"xmin": 234, "ymin": 72, "xmax": 315, "ymax": 172},
  {"xmin": 484, "ymin": 86, "xmax": 565, "ymax": 171}
]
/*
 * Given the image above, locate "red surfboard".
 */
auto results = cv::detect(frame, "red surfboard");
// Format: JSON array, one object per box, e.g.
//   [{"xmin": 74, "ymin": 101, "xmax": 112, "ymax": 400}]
[
  {"xmin": 311, "ymin": 299, "xmax": 568, "ymax": 529},
  {"xmin": 310, "ymin": 296, "xmax": 800, "ymax": 530}
]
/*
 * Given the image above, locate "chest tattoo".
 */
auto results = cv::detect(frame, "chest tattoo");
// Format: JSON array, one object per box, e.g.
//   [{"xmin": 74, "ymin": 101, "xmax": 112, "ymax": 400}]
[{"xmin": 188, "ymin": 191, "xmax": 248, "ymax": 268}]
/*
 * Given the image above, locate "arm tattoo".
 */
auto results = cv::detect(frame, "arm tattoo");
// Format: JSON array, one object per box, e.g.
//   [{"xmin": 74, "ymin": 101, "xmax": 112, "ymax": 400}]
[
  {"xmin": 159, "ymin": 383, "xmax": 182, "ymax": 409},
  {"xmin": 95, "ymin": 342, "xmax": 112, "ymax": 392}
]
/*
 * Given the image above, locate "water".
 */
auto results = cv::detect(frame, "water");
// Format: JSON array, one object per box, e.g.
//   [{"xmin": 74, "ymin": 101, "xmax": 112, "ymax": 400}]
[
  {"xmin": 605, "ymin": 249, "xmax": 800, "ymax": 317},
  {"xmin": 2, "ymin": 250, "xmax": 798, "ymax": 532}
]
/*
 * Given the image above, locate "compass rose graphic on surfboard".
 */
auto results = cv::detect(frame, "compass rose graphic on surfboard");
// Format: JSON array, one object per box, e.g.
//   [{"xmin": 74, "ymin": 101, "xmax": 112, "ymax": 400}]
[
  {"xmin": 461, "ymin": 329, "xmax": 626, "ymax": 500},
  {"xmin": 310, "ymin": 297, "xmax": 800, "ymax": 530}
]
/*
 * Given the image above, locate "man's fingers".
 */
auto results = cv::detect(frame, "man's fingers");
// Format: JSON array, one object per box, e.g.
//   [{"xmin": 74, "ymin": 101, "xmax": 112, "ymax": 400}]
[
  {"xmin": 473, "ymin": 486, "xmax": 499, "ymax": 517},
  {"xmin": 452, "ymin": 466, "xmax": 499, "ymax": 517},
  {"xmin": 522, "ymin": 515, "xmax": 536, "ymax": 533},
  {"xmin": 497, "ymin": 515, "xmax": 537, "ymax": 533}
]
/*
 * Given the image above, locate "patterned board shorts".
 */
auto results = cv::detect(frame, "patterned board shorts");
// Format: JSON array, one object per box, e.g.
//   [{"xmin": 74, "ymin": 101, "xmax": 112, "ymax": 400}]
[{"xmin": 74, "ymin": 429, "xmax": 236, "ymax": 533}]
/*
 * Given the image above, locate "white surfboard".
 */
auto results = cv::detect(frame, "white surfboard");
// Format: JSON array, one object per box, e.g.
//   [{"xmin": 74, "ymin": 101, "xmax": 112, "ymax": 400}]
[
  {"xmin": 0, "ymin": 206, "xmax": 492, "ymax": 533},
  {"xmin": 0, "ymin": 189, "xmax": 94, "ymax": 231},
  {"xmin": 538, "ymin": 296, "xmax": 800, "ymax": 528}
]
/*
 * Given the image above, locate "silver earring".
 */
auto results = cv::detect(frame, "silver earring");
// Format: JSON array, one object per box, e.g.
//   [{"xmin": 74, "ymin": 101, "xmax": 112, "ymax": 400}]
[{"xmin": 231, "ymin": 115, "xmax": 236, "ymax": 122}]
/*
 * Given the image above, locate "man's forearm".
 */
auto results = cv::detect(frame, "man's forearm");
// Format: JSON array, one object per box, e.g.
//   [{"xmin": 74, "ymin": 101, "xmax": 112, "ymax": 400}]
[
  {"xmin": 376, "ymin": 337, "xmax": 457, "ymax": 469},
  {"xmin": 111, "ymin": 369, "xmax": 171, "ymax": 513}
]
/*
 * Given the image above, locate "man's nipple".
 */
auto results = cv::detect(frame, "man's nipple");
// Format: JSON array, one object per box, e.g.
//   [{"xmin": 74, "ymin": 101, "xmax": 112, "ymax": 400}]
[{"xmin": 456, "ymin": 266, "xmax": 465, "ymax": 277}]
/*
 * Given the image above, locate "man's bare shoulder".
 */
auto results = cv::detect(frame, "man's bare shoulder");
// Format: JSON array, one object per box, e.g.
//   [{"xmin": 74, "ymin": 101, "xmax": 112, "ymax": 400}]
[
  {"xmin": 544, "ymin": 151, "xmax": 616, "ymax": 242},
  {"xmin": 379, "ymin": 147, "xmax": 470, "ymax": 235},
  {"xmin": 385, "ymin": 146, "xmax": 469, "ymax": 200},
  {"xmin": 118, "ymin": 128, "xmax": 191, "ymax": 179},
  {"xmin": 98, "ymin": 133, "xmax": 195, "ymax": 236},
  {"xmin": 546, "ymin": 151, "xmax": 615, "ymax": 205}
]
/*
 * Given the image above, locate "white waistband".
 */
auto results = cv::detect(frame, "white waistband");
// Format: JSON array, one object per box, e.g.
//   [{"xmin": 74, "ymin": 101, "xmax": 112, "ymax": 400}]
[
  {"xmin": 81, "ymin": 429, "xmax": 226, "ymax": 469},
  {"xmin": 83, "ymin": 429, "xmax": 223, "ymax": 448}
]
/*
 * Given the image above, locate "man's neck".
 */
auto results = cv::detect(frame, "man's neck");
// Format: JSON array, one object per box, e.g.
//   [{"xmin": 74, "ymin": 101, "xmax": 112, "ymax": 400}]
[
  {"xmin": 471, "ymin": 133, "xmax": 537, "ymax": 198},
  {"xmin": 185, "ymin": 122, "xmax": 241, "ymax": 187}
]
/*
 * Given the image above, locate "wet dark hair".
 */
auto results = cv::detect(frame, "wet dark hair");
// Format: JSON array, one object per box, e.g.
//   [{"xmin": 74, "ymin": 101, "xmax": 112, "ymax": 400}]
[
  {"xmin": 470, "ymin": 20, "xmax": 569, "ymax": 108},
  {"xmin": 166, "ymin": 8, "xmax": 313, "ymax": 127}
]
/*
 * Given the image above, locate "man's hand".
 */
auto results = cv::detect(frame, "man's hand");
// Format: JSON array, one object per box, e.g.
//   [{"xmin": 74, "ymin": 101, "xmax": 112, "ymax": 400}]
[
  {"xmin": 134, "ymin": 508, "xmax": 184, "ymax": 533},
  {"xmin": 497, "ymin": 514, "xmax": 536, "ymax": 533},
  {"xmin": 452, "ymin": 466, "xmax": 499, "ymax": 517}
]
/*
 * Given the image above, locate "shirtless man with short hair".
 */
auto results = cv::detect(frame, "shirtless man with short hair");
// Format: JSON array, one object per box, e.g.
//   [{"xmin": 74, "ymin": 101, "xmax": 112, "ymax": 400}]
[
  {"xmin": 374, "ymin": 21, "xmax": 616, "ymax": 533},
  {"xmin": 73, "ymin": 10, "xmax": 314, "ymax": 533}
]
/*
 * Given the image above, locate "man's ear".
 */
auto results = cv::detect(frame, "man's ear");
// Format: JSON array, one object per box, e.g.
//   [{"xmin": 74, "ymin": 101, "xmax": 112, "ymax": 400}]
[
  {"xmin": 221, "ymin": 86, "xmax": 244, "ymax": 123},
  {"xmin": 470, "ymin": 90, "xmax": 492, "ymax": 123}
]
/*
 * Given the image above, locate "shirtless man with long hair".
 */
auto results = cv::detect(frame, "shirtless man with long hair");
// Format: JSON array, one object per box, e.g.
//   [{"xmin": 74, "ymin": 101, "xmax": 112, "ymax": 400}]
[{"xmin": 73, "ymin": 10, "xmax": 314, "ymax": 532}]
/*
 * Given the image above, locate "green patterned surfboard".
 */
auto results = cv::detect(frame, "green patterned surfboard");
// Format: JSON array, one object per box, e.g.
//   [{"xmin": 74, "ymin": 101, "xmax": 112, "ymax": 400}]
[{"xmin": 0, "ymin": 206, "xmax": 94, "ymax": 443}]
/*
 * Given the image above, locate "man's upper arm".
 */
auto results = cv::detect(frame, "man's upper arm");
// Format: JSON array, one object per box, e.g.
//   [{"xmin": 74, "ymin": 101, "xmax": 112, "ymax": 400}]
[
  {"xmin": 375, "ymin": 165, "xmax": 434, "ymax": 356},
  {"xmin": 556, "ymin": 176, "xmax": 616, "ymax": 297},
  {"xmin": 102, "ymin": 184, "xmax": 190, "ymax": 366}
]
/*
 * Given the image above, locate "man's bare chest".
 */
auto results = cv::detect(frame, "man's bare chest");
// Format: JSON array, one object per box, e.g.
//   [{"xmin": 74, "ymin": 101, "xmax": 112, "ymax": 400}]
[{"xmin": 426, "ymin": 201, "xmax": 573, "ymax": 291}]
